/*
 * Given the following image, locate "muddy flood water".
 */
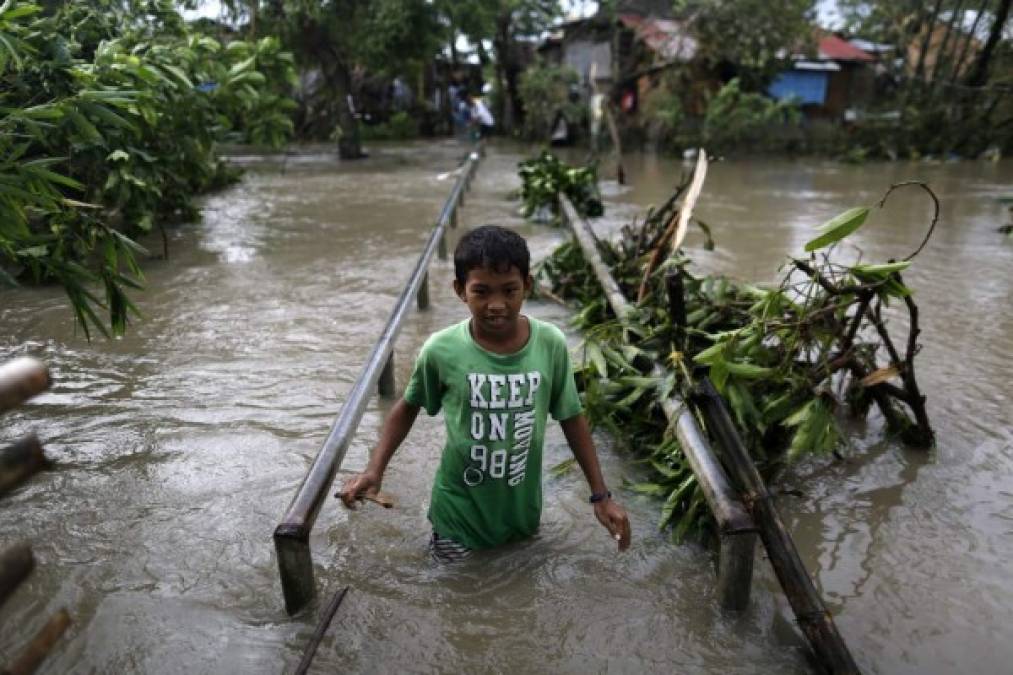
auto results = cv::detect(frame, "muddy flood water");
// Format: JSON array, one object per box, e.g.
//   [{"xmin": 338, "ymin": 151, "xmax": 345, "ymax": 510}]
[{"xmin": 1, "ymin": 140, "xmax": 1010, "ymax": 674}]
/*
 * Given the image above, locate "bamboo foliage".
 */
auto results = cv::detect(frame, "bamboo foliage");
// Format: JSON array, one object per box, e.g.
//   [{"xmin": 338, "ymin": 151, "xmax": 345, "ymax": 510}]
[
  {"xmin": 0, "ymin": 0, "xmax": 297, "ymax": 337},
  {"xmin": 534, "ymin": 159, "xmax": 936, "ymax": 538}
]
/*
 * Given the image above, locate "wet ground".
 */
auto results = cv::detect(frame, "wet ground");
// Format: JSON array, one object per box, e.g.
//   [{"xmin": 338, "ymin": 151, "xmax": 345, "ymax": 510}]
[{"xmin": 0, "ymin": 139, "xmax": 1010, "ymax": 674}]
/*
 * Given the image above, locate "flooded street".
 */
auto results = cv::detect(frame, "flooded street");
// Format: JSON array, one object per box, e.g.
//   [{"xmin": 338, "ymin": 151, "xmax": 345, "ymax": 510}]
[{"xmin": 1, "ymin": 140, "xmax": 1010, "ymax": 674}]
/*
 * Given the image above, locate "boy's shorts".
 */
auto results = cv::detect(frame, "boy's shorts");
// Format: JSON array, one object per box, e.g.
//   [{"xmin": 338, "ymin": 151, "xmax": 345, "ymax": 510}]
[{"xmin": 429, "ymin": 531, "xmax": 472, "ymax": 563}]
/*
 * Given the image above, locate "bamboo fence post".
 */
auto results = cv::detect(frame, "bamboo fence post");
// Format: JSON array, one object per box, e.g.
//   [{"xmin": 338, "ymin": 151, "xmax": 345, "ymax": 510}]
[
  {"xmin": 665, "ymin": 271, "xmax": 687, "ymax": 332},
  {"xmin": 438, "ymin": 233, "xmax": 448, "ymax": 261},
  {"xmin": 417, "ymin": 272, "xmax": 430, "ymax": 310},
  {"xmin": 0, "ymin": 434, "xmax": 49, "ymax": 498},
  {"xmin": 696, "ymin": 378, "xmax": 860, "ymax": 674},
  {"xmin": 0, "ymin": 358, "xmax": 50, "ymax": 414},
  {"xmin": 377, "ymin": 353, "xmax": 395, "ymax": 398},
  {"xmin": 0, "ymin": 544, "xmax": 34, "ymax": 610},
  {"xmin": 717, "ymin": 532, "xmax": 757, "ymax": 611}
]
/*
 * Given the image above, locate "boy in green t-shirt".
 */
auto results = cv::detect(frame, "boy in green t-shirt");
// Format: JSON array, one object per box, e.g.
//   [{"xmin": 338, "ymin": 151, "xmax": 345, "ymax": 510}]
[{"xmin": 339, "ymin": 225, "xmax": 631, "ymax": 560}]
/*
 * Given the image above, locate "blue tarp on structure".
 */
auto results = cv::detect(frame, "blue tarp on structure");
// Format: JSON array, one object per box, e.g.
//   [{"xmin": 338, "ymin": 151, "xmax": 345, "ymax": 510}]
[{"xmin": 768, "ymin": 71, "xmax": 828, "ymax": 105}]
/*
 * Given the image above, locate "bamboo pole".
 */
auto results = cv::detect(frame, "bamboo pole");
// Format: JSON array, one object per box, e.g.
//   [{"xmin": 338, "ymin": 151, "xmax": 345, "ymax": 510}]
[
  {"xmin": 0, "ymin": 358, "xmax": 50, "ymax": 414},
  {"xmin": 0, "ymin": 544, "xmax": 34, "ymax": 610},
  {"xmin": 0, "ymin": 434, "xmax": 49, "ymax": 498},
  {"xmin": 274, "ymin": 148, "xmax": 481, "ymax": 616},
  {"xmin": 559, "ymin": 194, "xmax": 756, "ymax": 611},
  {"xmin": 3, "ymin": 609, "xmax": 71, "ymax": 675},
  {"xmin": 294, "ymin": 586, "xmax": 350, "ymax": 675},
  {"xmin": 695, "ymin": 378, "xmax": 860, "ymax": 674}
]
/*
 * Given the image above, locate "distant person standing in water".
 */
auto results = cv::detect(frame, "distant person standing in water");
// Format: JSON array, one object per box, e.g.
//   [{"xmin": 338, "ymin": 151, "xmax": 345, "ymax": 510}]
[{"xmin": 468, "ymin": 93, "xmax": 495, "ymax": 139}]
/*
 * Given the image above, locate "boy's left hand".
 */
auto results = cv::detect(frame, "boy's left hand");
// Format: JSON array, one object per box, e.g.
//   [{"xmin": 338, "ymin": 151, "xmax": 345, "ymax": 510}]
[{"xmin": 594, "ymin": 499, "xmax": 631, "ymax": 551}]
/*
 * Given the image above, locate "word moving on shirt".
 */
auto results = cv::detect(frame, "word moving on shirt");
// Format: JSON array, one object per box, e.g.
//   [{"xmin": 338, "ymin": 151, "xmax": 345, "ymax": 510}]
[{"xmin": 466, "ymin": 371, "xmax": 541, "ymax": 486}]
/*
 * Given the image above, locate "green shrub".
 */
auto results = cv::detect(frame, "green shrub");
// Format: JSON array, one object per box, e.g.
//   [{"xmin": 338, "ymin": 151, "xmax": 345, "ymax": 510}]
[
  {"xmin": 517, "ymin": 60, "xmax": 584, "ymax": 142},
  {"xmin": 702, "ymin": 78, "xmax": 800, "ymax": 153},
  {"xmin": 360, "ymin": 110, "xmax": 419, "ymax": 140}
]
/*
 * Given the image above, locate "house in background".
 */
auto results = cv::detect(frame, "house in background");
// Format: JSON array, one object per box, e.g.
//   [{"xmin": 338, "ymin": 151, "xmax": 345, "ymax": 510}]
[
  {"xmin": 768, "ymin": 33, "xmax": 877, "ymax": 120},
  {"xmin": 538, "ymin": 1, "xmax": 698, "ymax": 118}
]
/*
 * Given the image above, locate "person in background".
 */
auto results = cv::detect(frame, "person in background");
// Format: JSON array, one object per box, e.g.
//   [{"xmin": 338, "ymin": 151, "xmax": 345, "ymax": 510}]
[{"xmin": 468, "ymin": 93, "xmax": 495, "ymax": 139}]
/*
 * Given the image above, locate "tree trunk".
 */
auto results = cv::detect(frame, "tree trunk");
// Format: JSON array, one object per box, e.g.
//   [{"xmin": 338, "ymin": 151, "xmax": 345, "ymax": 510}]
[
  {"xmin": 299, "ymin": 12, "xmax": 365, "ymax": 159},
  {"xmin": 248, "ymin": 0, "xmax": 257, "ymax": 39},
  {"xmin": 913, "ymin": 0, "xmax": 945, "ymax": 82},
  {"xmin": 493, "ymin": 11, "xmax": 523, "ymax": 134},
  {"xmin": 965, "ymin": 0, "xmax": 1012, "ymax": 87},
  {"xmin": 929, "ymin": 0, "xmax": 966, "ymax": 86},
  {"xmin": 950, "ymin": 0, "xmax": 989, "ymax": 84},
  {"xmin": 331, "ymin": 59, "xmax": 365, "ymax": 160}
]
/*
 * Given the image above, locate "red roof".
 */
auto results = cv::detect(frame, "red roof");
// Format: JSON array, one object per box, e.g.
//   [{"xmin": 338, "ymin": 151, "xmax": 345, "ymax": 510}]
[{"xmin": 818, "ymin": 35, "xmax": 874, "ymax": 62}]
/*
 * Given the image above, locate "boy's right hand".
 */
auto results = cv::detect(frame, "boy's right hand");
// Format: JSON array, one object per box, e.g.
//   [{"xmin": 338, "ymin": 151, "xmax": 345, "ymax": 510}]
[{"xmin": 337, "ymin": 469, "xmax": 382, "ymax": 509}]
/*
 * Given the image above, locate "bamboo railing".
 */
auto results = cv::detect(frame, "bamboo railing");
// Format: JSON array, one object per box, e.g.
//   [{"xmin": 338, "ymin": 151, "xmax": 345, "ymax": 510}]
[
  {"xmin": 558, "ymin": 195, "xmax": 757, "ymax": 611},
  {"xmin": 273, "ymin": 147, "xmax": 482, "ymax": 615},
  {"xmin": 558, "ymin": 194, "xmax": 860, "ymax": 673}
]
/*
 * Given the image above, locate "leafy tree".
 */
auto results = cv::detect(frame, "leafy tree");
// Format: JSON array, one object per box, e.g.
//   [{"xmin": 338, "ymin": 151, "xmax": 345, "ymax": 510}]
[
  {"xmin": 835, "ymin": 0, "xmax": 1012, "ymax": 155},
  {"xmin": 1, "ymin": 0, "xmax": 296, "ymax": 337},
  {"xmin": 675, "ymin": 0, "xmax": 816, "ymax": 90},
  {"xmin": 254, "ymin": 0, "xmax": 441, "ymax": 158},
  {"xmin": 517, "ymin": 60, "xmax": 583, "ymax": 140},
  {"xmin": 432, "ymin": 0, "xmax": 560, "ymax": 134}
]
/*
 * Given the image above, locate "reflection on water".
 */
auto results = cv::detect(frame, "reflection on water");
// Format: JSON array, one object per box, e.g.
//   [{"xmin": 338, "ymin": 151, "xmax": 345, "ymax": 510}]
[{"xmin": 0, "ymin": 141, "xmax": 1010, "ymax": 673}]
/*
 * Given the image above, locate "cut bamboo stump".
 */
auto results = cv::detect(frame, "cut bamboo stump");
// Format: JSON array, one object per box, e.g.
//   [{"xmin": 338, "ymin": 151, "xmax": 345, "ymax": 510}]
[
  {"xmin": 0, "ymin": 544, "xmax": 35, "ymax": 610},
  {"xmin": 0, "ymin": 358, "xmax": 50, "ymax": 414},
  {"xmin": 3, "ymin": 609, "xmax": 71, "ymax": 675},
  {"xmin": 0, "ymin": 434, "xmax": 49, "ymax": 498}
]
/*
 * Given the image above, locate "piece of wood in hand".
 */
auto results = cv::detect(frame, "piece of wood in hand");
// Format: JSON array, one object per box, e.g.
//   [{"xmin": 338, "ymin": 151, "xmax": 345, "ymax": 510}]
[{"xmin": 359, "ymin": 492, "xmax": 394, "ymax": 508}]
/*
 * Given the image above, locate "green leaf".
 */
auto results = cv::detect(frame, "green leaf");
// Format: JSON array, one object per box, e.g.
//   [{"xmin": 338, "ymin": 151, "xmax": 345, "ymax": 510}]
[
  {"xmin": 549, "ymin": 458, "xmax": 576, "ymax": 478},
  {"xmin": 804, "ymin": 207, "xmax": 869, "ymax": 252},
  {"xmin": 659, "ymin": 474, "xmax": 696, "ymax": 530},
  {"xmin": 160, "ymin": 63, "xmax": 192, "ymax": 88},
  {"xmin": 693, "ymin": 341, "xmax": 725, "ymax": 364},
  {"xmin": 586, "ymin": 341, "xmax": 607, "ymax": 378},
  {"xmin": 724, "ymin": 361, "xmax": 773, "ymax": 379},
  {"xmin": 851, "ymin": 260, "xmax": 911, "ymax": 276}
]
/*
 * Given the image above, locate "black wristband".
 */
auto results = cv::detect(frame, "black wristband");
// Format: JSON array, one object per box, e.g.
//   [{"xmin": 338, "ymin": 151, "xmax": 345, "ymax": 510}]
[{"xmin": 589, "ymin": 490, "xmax": 611, "ymax": 504}]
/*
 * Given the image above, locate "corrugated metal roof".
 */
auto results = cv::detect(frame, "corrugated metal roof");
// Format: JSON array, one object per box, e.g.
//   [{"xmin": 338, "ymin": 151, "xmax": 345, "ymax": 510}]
[
  {"xmin": 619, "ymin": 14, "xmax": 697, "ymax": 62},
  {"xmin": 818, "ymin": 35, "xmax": 874, "ymax": 62}
]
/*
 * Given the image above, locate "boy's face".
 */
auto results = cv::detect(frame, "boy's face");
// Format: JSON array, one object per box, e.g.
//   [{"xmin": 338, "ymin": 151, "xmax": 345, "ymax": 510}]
[{"xmin": 454, "ymin": 264, "xmax": 532, "ymax": 337}]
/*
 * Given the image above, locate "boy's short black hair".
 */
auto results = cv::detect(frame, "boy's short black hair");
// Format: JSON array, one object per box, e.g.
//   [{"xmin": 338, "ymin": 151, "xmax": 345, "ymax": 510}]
[{"xmin": 454, "ymin": 225, "xmax": 530, "ymax": 284}]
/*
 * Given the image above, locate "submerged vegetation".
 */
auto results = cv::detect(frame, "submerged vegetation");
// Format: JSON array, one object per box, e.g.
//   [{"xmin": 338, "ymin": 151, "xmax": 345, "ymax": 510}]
[
  {"xmin": 0, "ymin": 0, "xmax": 296, "ymax": 337},
  {"xmin": 533, "ymin": 155, "xmax": 935, "ymax": 540},
  {"xmin": 517, "ymin": 151, "xmax": 603, "ymax": 222}
]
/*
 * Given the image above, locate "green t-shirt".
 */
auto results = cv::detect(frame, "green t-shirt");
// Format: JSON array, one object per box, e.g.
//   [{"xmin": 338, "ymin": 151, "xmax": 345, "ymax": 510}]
[{"xmin": 404, "ymin": 316, "xmax": 583, "ymax": 549}]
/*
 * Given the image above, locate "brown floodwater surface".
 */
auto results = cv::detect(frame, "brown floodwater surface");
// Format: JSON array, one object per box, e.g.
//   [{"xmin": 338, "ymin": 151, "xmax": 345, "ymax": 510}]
[{"xmin": 0, "ymin": 140, "xmax": 1010, "ymax": 674}]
